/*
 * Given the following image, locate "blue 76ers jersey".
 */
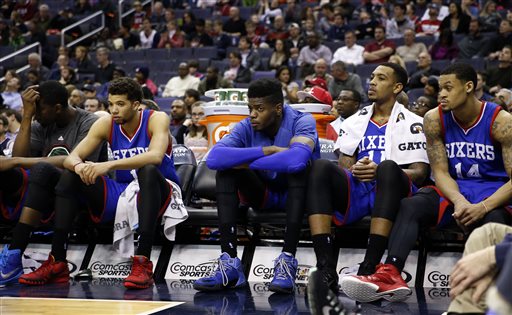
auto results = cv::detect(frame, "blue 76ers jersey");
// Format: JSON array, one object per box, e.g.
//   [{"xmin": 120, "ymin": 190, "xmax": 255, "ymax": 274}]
[
  {"xmin": 109, "ymin": 110, "xmax": 177, "ymax": 183},
  {"xmin": 356, "ymin": 119, "xmax": 387, "ymax": 164},
  {"xmin": 440, "ymin": 102, "xmax": 508, "ymax": 202}
]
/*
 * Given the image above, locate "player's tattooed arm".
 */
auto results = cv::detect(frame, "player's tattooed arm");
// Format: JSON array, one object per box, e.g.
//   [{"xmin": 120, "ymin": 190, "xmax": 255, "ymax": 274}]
[
  {"xmin": 403, "ymin": 162, "xmax": 429, "ymax": 187},
  {"xmin": 492, "ymin": 111, "xmax": 512, "ymax": 177},
  {"xmin": 339, "ymin": 153, "xmax": 357, "ymax": 169},
  {"xmin": 423, "ymin": 109, "xmax": 448, "ymax": 170}
]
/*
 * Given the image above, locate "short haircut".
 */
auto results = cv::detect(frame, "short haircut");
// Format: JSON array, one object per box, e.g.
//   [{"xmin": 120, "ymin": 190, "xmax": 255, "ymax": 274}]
[
  {"xmin": 247, "ymin": 79, "xmax": 283, "ymax": 106},
  {"xmin": 341, "ymin": 89, "xmax": 361, "ymax": 103},
  {"xmin": 108, "ymin": 77, "xmax": 143, "ymax": 102},
  {"xmin": 0, "ymin": 115, "xmax": 8, "ymax": 127},
  {"xmin": 379, "ymin": 62, "xmax": 408, "ymax": 89},
  {"xmin": 4, "ymin": 109, "xmax": 21, "ymax": 122},
  {"xmin": 331, "ymin": 61, "xmax": 346, "ymax": 71},
  {"xmin": 230, "ymin": 51, "xmax": 242, "ymax": 60},
  {"xmin": 423, "ymin": 95, "xmax": 438, "ymax": 109},
  {"xmin": 39, "ymin": 81, "xmax": 69, "ymax": 108},
  {"xmin": 375, "ymin": 25, "xmax": 386, "ymax": 33},
  {"xmin": 440, "ymin": 63, "xmax": 477, "ymax": 90},
  {"xmin": 184, "ymin": 89, "xmax": 200, "ymax": 101}
]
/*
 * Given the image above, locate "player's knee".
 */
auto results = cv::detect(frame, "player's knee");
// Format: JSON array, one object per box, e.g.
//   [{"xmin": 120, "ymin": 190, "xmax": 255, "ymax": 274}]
[
  {"xmin": 28, "ymin": 162, "xmax": 60, "ymax": 188},
  {"xmin": 215, "ymin": 169, "xmax": 238, "ymax": 194},
  {"xmin": 137, "ymin": 164, "xmax": 160, "ymax": 182},
  {"xmin": 55, "ymin": 169, "xmax": 81, "ymax": 197},
  {"xmin": 376, "ymin": 160, "xmax": 401, "ymax": 180},
  {"xmin": 310, "ymin": 159, "xmax": 335, "ymax": 183},
  {"xmin": 287, "ymin": 164, "xmax": 309, "ymax": 187}
]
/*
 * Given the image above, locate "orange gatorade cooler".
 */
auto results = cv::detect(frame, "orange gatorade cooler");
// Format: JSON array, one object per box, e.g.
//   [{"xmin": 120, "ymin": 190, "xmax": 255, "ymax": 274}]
[
  {"xmin": 289, "ymin": 103, "xmax": 335, "ymax": 139},
  {"xmin": 202, "ymin": 89, "xmax": 249, "ymax": 147}
]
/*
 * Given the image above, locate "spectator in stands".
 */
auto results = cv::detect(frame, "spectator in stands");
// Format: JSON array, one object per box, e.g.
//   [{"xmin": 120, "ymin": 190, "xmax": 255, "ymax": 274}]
[
  {"xmin": 239, "ymin": 36, "xmax": 261, "ymax": 72},
  {"xmin": 408, "ymin": 95, "xmax": 437, "ymax": 117},
  {"xmin": 258, "ymin": 0, "xmax": 282, "ymax": 26},
  {"xmin": 396, "ymin": 28, "xmax": 428, "ymax": 63},
  {"xmin": 244, "ymin": 20, "xmax": 263, "ymax": 48},
  {"xmin": 297, "ymin": 85, "xmax": 332, "ymax": 106},
  {"xmin": 223, "ymin": 51, "xmax": 252, "ymax": 85},
  {"xmin": 58, "ymin": 66, "xmax": 77, "ymax": 86},
  {"xmin": 169, "ymin": 99, "xmax": 188, "ymax": 144},
  {"xmin": 408, "ymin": 52, "xmax": 441, "ymax": 89},
  {"xmin": 340, "ymin": 63, "xmax": 512, "ymax": 304},
  {"xmin": 149, "ymin": 1, "xmax": 165, "ymax": 27},
  {"xmin": 0, "ymin": 81, "xmax": 101, "ymax": 287},
  {"xmin": 157, "ymin": 20, "xmax": 184, "ymax": 48},
  {"xmin": 139, "ymin": 18, "xmax": 160, "ymax": 49},
  {"xmin": 181, "ymin": 11, "xmax": 197, "ymax": 36},
  {"xmin": 420, "ymin": 0, "xmax": 449, "ymax": 22},
  {"xmin": 318, "ymin": 3, "xmax": 335, "ymax": 35},
  {"xmin": 198, "ymin": 66, "xmax": 233, "ymax": 94},
  {"xmin": 162, "ymin": 62, "xmax": 200, "ymax": 98},
  {"xmin": 139, "ymin": 99, "xmax": 160, "ymax": 111},
  {"xmin": 423, "ymin": 76, "xmax": 440, "ymax": 100},
  {"xmin": 303, "ymin": 17, "xmax": 319, "ymax": 38},
  {"xmin": 0, "ymin": 19, "xmax": 9, "ymax": 46},
  {"xmin": 298, "ymin": 33, "xmax": 333, "ymax": 78},
  {"xmin": 447, "ymin": 223, "xmax": 512, "ymax": 314},
  {"xmin": 7, "ymin": 25, "xmax": 24, "ymax": 50},
  {"xmin": 487, "ymin": 20, "xmax": 512, "ymax": 60},
  {"xmin": 183, "ymin": 89, "xmax": 200, "ymax": 113},
  {"xmin": 487, "ymin": 46, "xmax": 512, "ymax": 94},
  {"xmin": 417, "ymin": 3, "xmax": 442, "ymax": 37},
  {"xmin": 385, "ymin": 3, "xmax": 414, "ymax": 39},
  {"xmin": 194, "ymin": 78, "xmax": 318, "ymax": 295},
  {"xmin": 1, "ymin": 77, "xmax": 22, "ymax": 112},
  {"xmin": 68, "ymin": 88, "xmax": 85, "ymax": 108},
  {"xmin": 82, "ymin": 84, "xmax": 97, "ymax": 100},
  {"xmin": 187, "ymin": 18, "xmax": 213, "ymax": 47},
  {"xmin": 269, "ymin": 39, "xmax": 289, "ymax": 70},
  {"xmin": 83, "ymin": 97, "xmax": 103, "ymax": 113},
  {"xmin": 275, "ymin": 65, "xmax": 298, "ymax": 104},
  {"xmin": 355, "ymin": 11, "xmax": 378, "ymax": 40},
  {"xmin": 23, "ymin": 70, "xmax": 40, "ymax": 90},
  {"xmin": 94, "ymin": 47, "xmax": 116, "ymax": 84},
  {"xmin": 479, "ymin": 0, "xmax": 501, "ymax": 32},
  {"xmin": 91, "ymin": 27, "xmax": 115, "ymax": 52},
  {"xmin": 441, "ymin": 1, "xmax": 471, "ymax": 34},
  {"xmin": 32, "ymin": 3, "xmax": 51, "ymax": 33},
  {"xmin": 406, "ymin": 2, "xmax": 419, "ymax": 25},
  {"xmin": 328, "ymin": 61, "xmax": 365, "ymax": 104},
  {"xmin": 304, "ymin": 59, "xmax": 333, "ymax": 90},
  {"xmin": 327, "ymin": 88, "xmax": 361, "ymax": 141},
  {"xmin": 327, "ymin": 13, "xmax": 350, "ymax": 42},
  {"xmin": 188, "ymin": 60, "xmax": 204, "ymax": 80},
  {"xmin": 48, "ymin": 54, "xmax": 73, "ymax": 81},
  {"xmin": 131, "ymin": 1, "xmax": 145, "ymax": 31},
  {"xmin": 13, "ymin": 0, "xmax": 37, "ymax": 22},
  {"xmin": 283, "ymin": 0, "xmax": 301, "ymax": 24},
  {"xmin": 331, "ymin": 30, "xmax": 364, "ymax": 66},
  {"xmin": 117, "ymin": 23, "xmax": 140, "ymax": 50},
  {"xmin": 0, "ymin": 115, "xmax": 12, "ymax": 155},
  {"xmin": 430, "ymin": 29, "xmax": 459, "ymax": 60},
  {"xmin": 134, "ymin": 67, "xmax": 157, "ymax": 97},
  {"xmin": 475, "ymin": 71, "xmax": 493, "ymax": 102},
  {"xmin": 284, "ymin": 22, "xmax": 305, "ymax": 58},
  {"xmin": 72, "ymin": 0, "xmax": 93, "ymax": 17},
  {"xmin": 184, "ymin": 102, "xmax": 208, "ymax": 162},
  {"xmin": 389, "ymin": 54, "xmax": 407, "ymax": 71},
  {"xmin": 26, "ymin": 53, "xmax": 49, "ymax": 82},
  {"xmin": 363, "ymin": 26, "xmax": 396, "ymax": 64},
  {"xmin": 266, "ymin": 15, "xmax": 288, "ymax": 48},
  {"xmin": 155, "ymin": 7, "xmax": 174, "ymax": 33},
  {"xmin": 458, "ymin": 18, "xmax": 489, "ymax": 59},
  {"xmin": 223, "ymin": 6, "xmax": 246, "ymax": 40},
  {"xmin": 211, "ymin": 19, "xmax": 231, "ymax": 59},
  {"xmin": 2, "ymin": 109, "xmax": 21, "ymax": 140},
  {"xmin": 73, "ymin": 46, "xmax": 95, "ymax": 74},
  {"xmin": 307, "ymin": 63, "xmax": 429, "ymax": 313},
  {"xmin": 494, "ymin": 88, "xmax": 512, "ymax": 111}
]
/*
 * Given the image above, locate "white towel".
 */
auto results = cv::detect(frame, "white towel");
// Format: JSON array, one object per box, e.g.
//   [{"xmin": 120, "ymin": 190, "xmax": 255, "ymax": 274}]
[
  {"xmin": 113, "ymin": 178, "xmax": 188, "ymax": 258},
  {"xmin": 334, "ymin": 101, "xmax": 429, "ymax": 165}
]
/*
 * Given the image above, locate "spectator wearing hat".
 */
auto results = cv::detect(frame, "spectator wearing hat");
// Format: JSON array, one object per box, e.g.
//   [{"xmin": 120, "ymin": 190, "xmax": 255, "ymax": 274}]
[
  {"xmin": 163, "ymin": 62, "xmax": 200, "ymax": 97},
  {"xmin": 134, "ymin": 67, "xmax": 157, "ymax": 96},
  {"xmin": 408, "ymin": 52, "xmax": 440, "ymax": 89},
  {"xmin": 297, "ymin": 86, "xmax": 333, "ymax": 106},
  {"xmin": 284, "ymin": 22, "xmax": 305, "ymax": 52},
  {"xmin": 417, "ymin": 3, "xmax": 442, "ymax": 36},
  {"xmin": 82, "ymin": 84, "xmax": 97, "ymax": 99},
  {"xmin": 223, "ymin": 52, "xmax": 252, "ymax": 85},
  {"xmin": 297, "ymin": 33, "xmax": 333, "ymax": 78},
  {"xmin": 139, "ymin": 18, "xmax": 160, "ymax": 49},
  {"xmin": 363, "ymin": 26, "xmax": 396, "ymax": 64},
  {"xmin": 197, "ymin": 66, "xmax": 233, "ymax": 95},
  {"xmin": 420, "ymin": 0, "xmax": 449, "ymax": 22},
  {"xmin": 332, "ymin": 30, "xmax": 365, "ymax": 66},
  {"xmin": 328, "ymin": 61, "xmax": 365, "ymax": 104},
  {"xmin": 304, "ymin": 59, "xmax": 333, "ymax": 91}
]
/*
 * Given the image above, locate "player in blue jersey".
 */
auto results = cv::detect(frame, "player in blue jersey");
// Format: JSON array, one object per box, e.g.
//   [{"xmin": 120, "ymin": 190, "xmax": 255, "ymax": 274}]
[
  {"xmin": 19, "ymin": 77, "xmax": 178, "ymax": 289},
  {"xmin": 307, "ymin": 63, "xmax": 430, "ymax": 315},
  {"xmin": 340, "ymin": 63, "xmax": 512, "ymax": 304},
  {"xmin": 193, "ymin": 79, "xmax": 319, "ymax": 294}
]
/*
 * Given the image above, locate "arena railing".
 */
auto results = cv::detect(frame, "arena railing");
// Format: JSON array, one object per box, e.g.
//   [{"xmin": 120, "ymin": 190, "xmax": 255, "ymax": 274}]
[
  {"xmin": 0, "ymin": 42, "xmax": 42, "ymax": 83},
  {"xmin": 61, "ymin": 10, "xmax": 105, "ymax": 49},
  {"xmin": 118, "ymin": 0, "xmax": 154, "ymax": 29}
]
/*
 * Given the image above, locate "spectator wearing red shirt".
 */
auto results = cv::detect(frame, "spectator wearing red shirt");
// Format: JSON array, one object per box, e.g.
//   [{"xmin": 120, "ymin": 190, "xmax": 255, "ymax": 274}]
[{"xmin": 363, "ymin": 26, "xmax": 396, "ymax": 64}]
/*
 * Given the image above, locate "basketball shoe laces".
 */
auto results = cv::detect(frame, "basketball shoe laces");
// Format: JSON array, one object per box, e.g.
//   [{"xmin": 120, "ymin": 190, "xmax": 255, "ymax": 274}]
[
  {"xmin": 207, "ymin": 258, "xmax": 231, "ymax": 286},
  {"xmin": 273, "ymin": 256, "xmax": 293, "ymax": 281}
]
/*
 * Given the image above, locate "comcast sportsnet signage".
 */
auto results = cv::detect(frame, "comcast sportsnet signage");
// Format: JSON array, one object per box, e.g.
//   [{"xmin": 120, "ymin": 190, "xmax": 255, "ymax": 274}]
[
  {"xmin": 165, "ymin": 245, "xmax": 245, "ymax": 280},
  {"xmin": 88, "ymin": 245, "xmax": 161, "ymax": 278},
  {"xmin": 248, "ymin": 247, "xmax": 316, "ymax": 283},
  {"xmin": 21, "ymin": 244, "xmax": 86, "ymax": 277},
  {"xmin": 424, "ymin": 252, "xmax": 462, "ymax": 288}
]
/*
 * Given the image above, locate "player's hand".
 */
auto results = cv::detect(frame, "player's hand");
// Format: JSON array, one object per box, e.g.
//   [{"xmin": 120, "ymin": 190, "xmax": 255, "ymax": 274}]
[
  {"xmin": 262, "ymin": 145, "xmax": 287, "ymax": 156},
  {"xmin": 0, "ymin": 156, "xmax": 17, "ymax": 171},
  {"xmin": 351, "ymin": 156, "xmax": 377, "ymax": 182},
  {"xmin": 449, "ymin": 247, "xmax": 496, "ymax": 300},
  {"xmin": 459, "ymin": 202, "xmax": 487, "ymax": 227},
  {"xmin": 21, "ymin": 86, "xmax": 40, "ymax": 118},
  {"xmin": 81, "ymin": 162, "xmax": 111, "ymax": 185}
]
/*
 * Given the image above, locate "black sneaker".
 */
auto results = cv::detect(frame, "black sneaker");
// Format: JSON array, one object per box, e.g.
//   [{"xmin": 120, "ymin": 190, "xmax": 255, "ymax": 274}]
[{"xmin": 307, "ymin": 267, "xmax": 345, "ymax": 315}]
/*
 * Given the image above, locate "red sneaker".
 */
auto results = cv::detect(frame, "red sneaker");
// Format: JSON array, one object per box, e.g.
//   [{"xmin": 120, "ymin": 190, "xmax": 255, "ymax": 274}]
[
  {"xmin": 124, "ymin": 256, "xmax": 154, "ymax": 289},
  {"xmin": 339, "ymin": 264, "xmax": 411, "ymax": 303},
  {"xmin": 19, "ymin": 254, "xmax": 69, "ymax": 286}
]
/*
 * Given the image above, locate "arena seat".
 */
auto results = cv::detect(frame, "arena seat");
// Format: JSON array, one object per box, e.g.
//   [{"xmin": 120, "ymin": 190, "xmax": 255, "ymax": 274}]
[{"xmin": 172, "ymin": 144, "xmax": 197, "ymax": 206}]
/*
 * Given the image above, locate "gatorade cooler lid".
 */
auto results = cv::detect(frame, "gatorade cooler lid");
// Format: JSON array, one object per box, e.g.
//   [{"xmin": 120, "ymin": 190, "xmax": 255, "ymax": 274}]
[
  {"xmin": 289, "ymin": 103, "xmax": 332, "ymax": 114},
  {"xmin": 204, "ymin": 105, "xmax": 250, "ymax": 116},
  {"xmin": 205, "ymin": 88, "xmax": 249, "ymax": 101}
]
